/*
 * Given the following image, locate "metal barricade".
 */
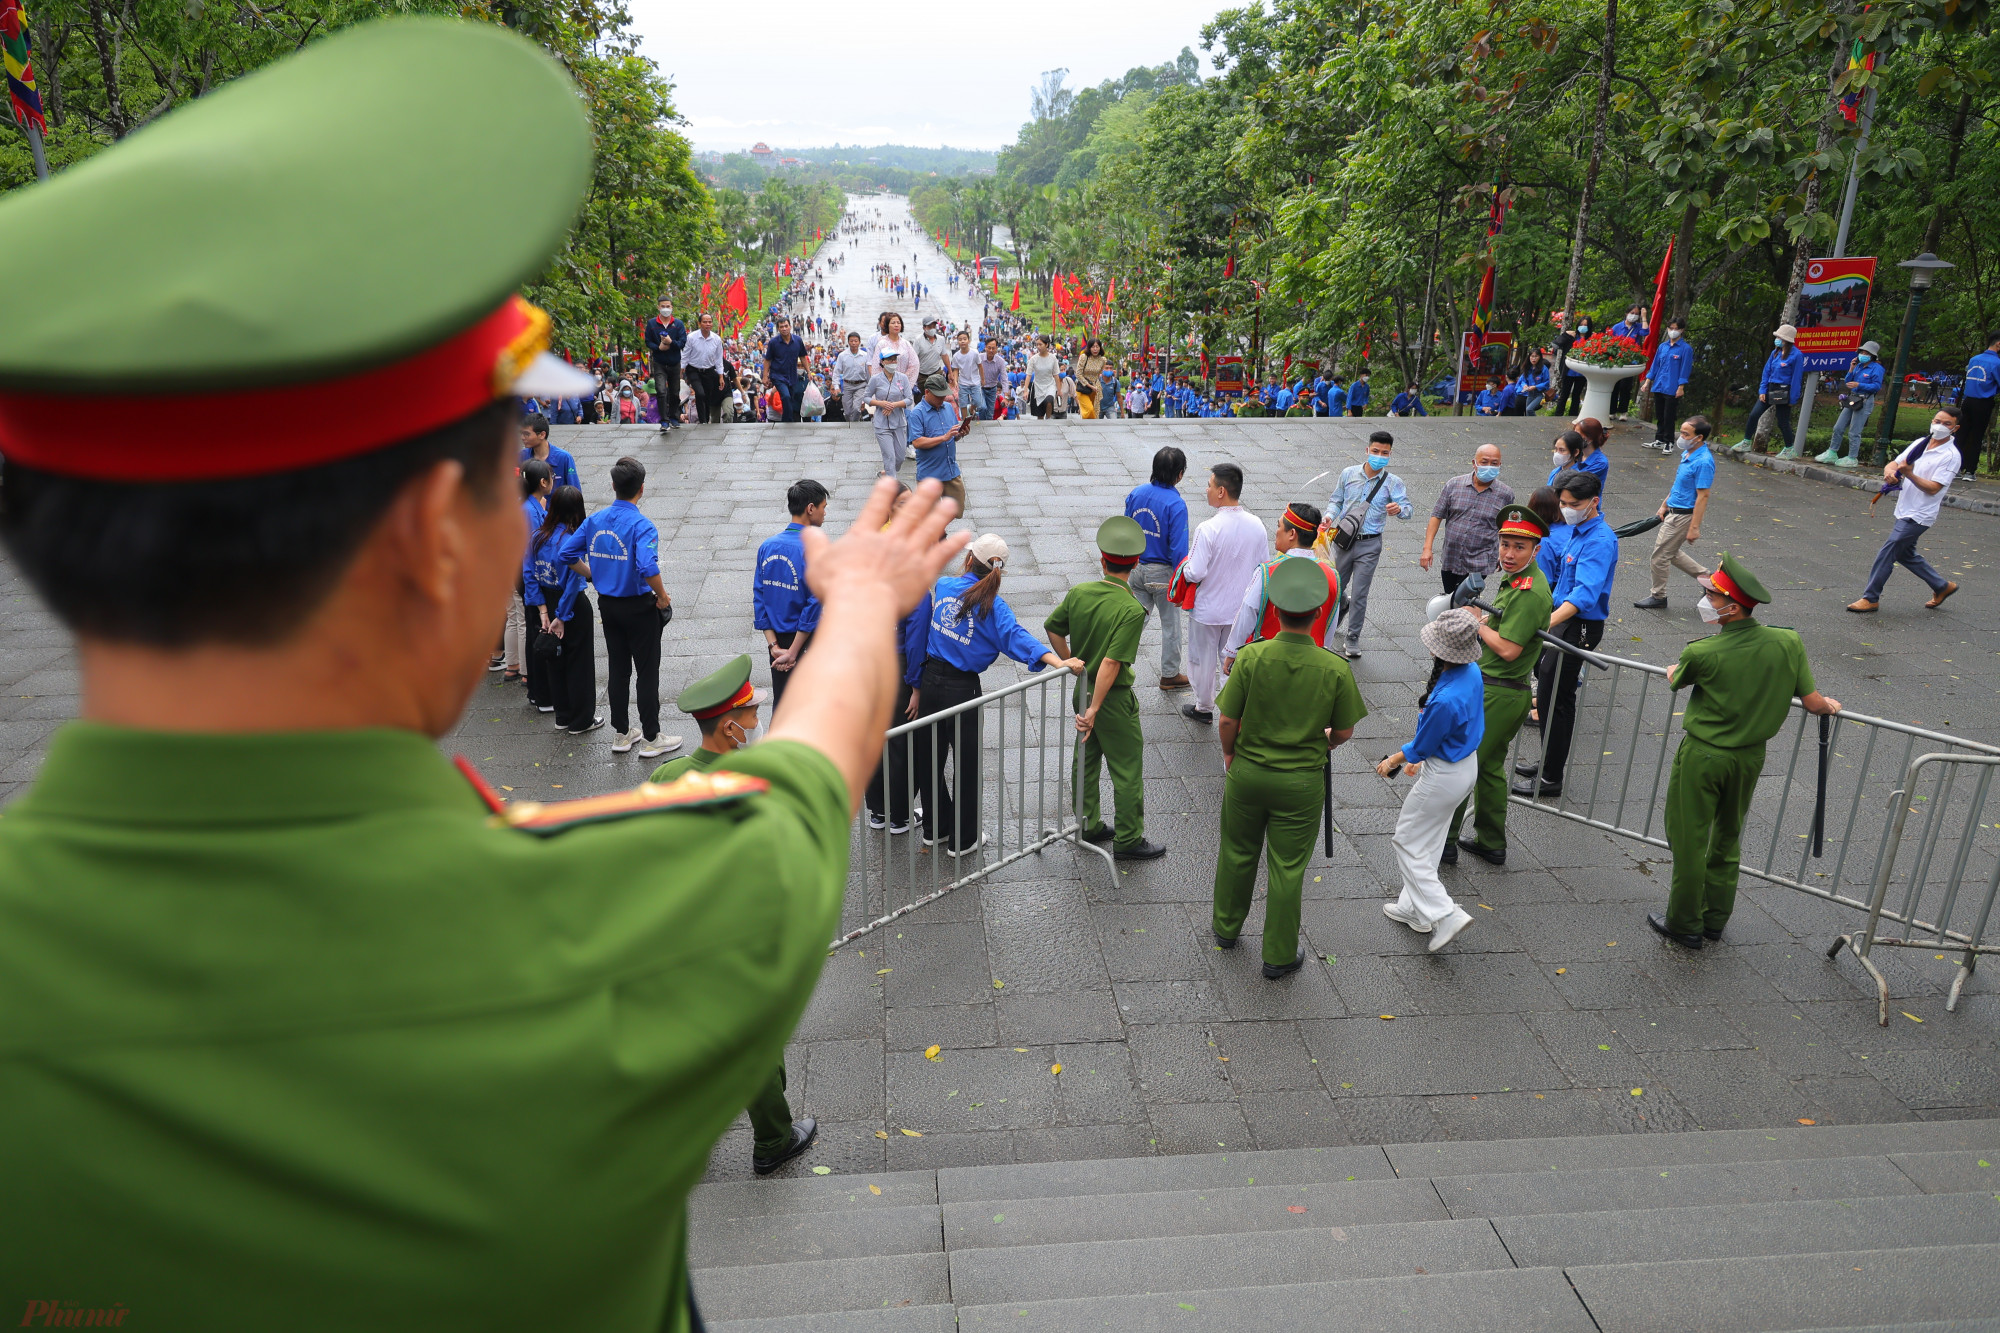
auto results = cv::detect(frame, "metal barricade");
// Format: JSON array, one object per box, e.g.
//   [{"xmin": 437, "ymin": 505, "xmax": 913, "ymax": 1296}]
[
  {"xmin": 832, "ymin": 668, "xmax": 1115, "ymax": 950},
  {"xmin": 1509, "ymin": 633, "xmax": 2000, "ymax": 1022}
]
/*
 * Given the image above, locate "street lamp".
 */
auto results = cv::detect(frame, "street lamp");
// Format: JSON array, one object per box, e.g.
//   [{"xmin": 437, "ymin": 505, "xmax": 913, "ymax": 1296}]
[{"xmin": 1871, "ymin": 251, "xmax": 1955, "ymax": 463}]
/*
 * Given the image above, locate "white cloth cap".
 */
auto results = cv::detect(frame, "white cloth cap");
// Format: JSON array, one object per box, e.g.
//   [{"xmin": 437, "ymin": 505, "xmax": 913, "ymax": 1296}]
[{"xmin": 968, "ymin": 533, "xmax": 1008, "ymax": 568}]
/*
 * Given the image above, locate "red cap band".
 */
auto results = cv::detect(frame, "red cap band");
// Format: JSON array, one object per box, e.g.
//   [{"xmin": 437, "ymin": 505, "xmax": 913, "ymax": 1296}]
[
  {"xmin": 1708, "ymin": 566, "xmax": 1758, "ymax": 607},
  {"xmin": 1101, "ymin": 552, "xmax": 1141, "ymax": 569},
  {"xmin": 1499, "ymin": 517, "xmax": 1545, "ymax": 539},
  {"xmin": 0, "ymin": 297, "xmax": 548, "ymax": 482},
  {"xmin": 691, "ymin": 679, "xmax": 758, "ymax": 720}
]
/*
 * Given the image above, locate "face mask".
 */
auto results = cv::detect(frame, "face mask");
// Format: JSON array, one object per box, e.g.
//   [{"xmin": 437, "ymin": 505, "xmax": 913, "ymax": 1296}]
[
  {"xmin": 1931, "ymin": 422, "xmax": 1954, "ymax": 440},
  {"xmin": 1559, "ymin": 504, "xmax": 1587, "ymax": 525},
  {"xmin": 1774, "ymin": 338, "xmax": 1786, "ymax": 349},
  {"xmin": 1577, "ymin": 324, "xmax": 1590, "ymax": 335},
  {"xmin": 1857, "ymin": 353, "xmax": 1872, "ymax": 364},
  {"xmin": 1475, "ymin": 465, "xmax": 1501, "ymax": 483},
  {"xmin": 1552, "ymin": 451, "xmax": 1569, "ymax": 467},
  {"xmin": 1697, "ymin": 597, "xmax": 1726, "ymax": 624},
  {"xmin": 1666, "ymin": 329, "xmax": 1681, "ymax": 341},
  {"xmin": 1365, "ymin": 454, "xmax": 1387, "ymax": 471},
  {"xmin": 1679, "ymin": 437, "xmax": 1697, "ymax": 452}
]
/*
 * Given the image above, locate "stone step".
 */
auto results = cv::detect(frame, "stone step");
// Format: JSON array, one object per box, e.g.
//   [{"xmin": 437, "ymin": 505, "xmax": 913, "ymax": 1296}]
[
  {"xmin": 947, "ymin": 1214, "xmax": 1510, "ymax": 1308},
  {"xmin": 1567, "ymin": 1242, "xmax": 2000, "ymax": 1332},
  {"xmin": 1891, "ymin": 1149, "xmax": 2000, "ymax": 1194},
  {"xmin": 1387, "ymin": 1118, "xmax": 2000, "ymax": 1180},
  {"xmin": 1780, "ymin": 1324, "xmax": 2000, "ymax": 1333},
  {"xmin": 691, "ymin": 1169, "xmax": 936, "ymax": 1225},
  {"xmin": 690, "ymin": 1252, "xmax": 948, "ymax": 1324},
  {"xmin": 710, "ymin": 1305, "xmax": 954, "ymax": 1333},
  {"xmin": 954, "ymin": 1264, "xmax": 1596, "ymax": 1332},
  {"xmin": 1436, "ymin": 1152, "xmax": 1924, "ymax": 1219},
  {"xmin": 688, "ymin": 1203, "xmax": 941, "ymax": 1269},
  {"xmin": 1494, "ymin": 1190, "xmax": 2000, "ymax": 1269},
  {"xmin": 942, "ymin": 1176, "xmax": 1446, "ymax": 1250},
  {"xmin": 935, "ymin": 1144, "xmax": 1392, "ymax": 1204}
]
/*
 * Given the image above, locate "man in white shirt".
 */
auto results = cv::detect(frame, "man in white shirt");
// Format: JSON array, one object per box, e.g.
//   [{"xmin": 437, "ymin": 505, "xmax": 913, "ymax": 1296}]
[
  {"xmin": 914, "ymin": 316, "xmax": 951, "ymax": 388},
  {"xmin": 950, "ymin": 329, "xmax": 984, "ymax": 421},
  {"xmin": 834, "ymin": 331, "xmax": 873, "ymax": 423},
  {"xmin": 1180, "ymin": 462, "xmax": 1270, "ymax": 722},
  {"xmin": 1849, "ymin": 407, "xmax": 1964, "ymax": 612},
  {"xmin": 680, "ymin": 311, "xmax": 727, "ymax": 424}
]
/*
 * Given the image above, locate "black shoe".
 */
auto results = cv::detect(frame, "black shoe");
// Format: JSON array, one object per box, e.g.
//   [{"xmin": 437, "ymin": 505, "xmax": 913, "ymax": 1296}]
[
  {"xmin": 1511, "ymin": 776, "xmax": 1562, "ymax": 798},
  {"xmin": 1457, "ymin": 838, "xmax": 1507, "ymax": 866},
  {"xmin": 1703, "ymin": 927, "xmax": 1724, "ymax": 942},
  {"xmin": 1262, "ymin": 952, "xmax": 1306, "ymax": 980},
  {"xmin": 1514, "ymin": 761, "xmax": 1540, "ymax": 779},
  {"xmin": 1214, "ymin": 931, "xmax": 1239, "ymax": 950},
  {"xmin": 752, "ymin": 1117, "xmax": 819, "ymax": 1175},
  {"xmin": 1080, "ymin": 824, "xmax": 1114, "ymax": 844},
  {"xmin": 1647, "ymin": 912, "xmax": 1704, "ymax": 950},
  {"xmin": 1180, "ymin": 703, "xmax": 1214, "ymax": 724},
  {"xmin": 1522, "ymin": 714, "xmax": 1541, "ymax": 731},
  {"xmin": 1632, "ymin": 596, "xmax": 1668, "ymax": 609},
  {"xmin": 568, "ymin": 714, "xmax": 607, "ymax": 735},
  {"xmin": 1113, "ymin": 838, "xmax": 1168, "ymax": 860},
  {"xmin": 1439, "ymin": 842, "xmax": 1459, "ymax": 866}
]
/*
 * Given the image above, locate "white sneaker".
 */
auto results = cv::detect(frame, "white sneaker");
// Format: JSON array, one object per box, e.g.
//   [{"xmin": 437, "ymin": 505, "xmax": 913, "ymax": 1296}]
[
  {"xmin": 636, "ymin": 734, "xmax": 683, "ymax": 759},
  {"xmin": 611, "ymin": 729, "xmax": 636, "ymax": 754},
  {"xmin": 946, "ymin": 832, "xmax": 987, "ymax": 859},
  {"xmin": 1429, "ymin": 907, "xmax": 1474, "ymax": 952},
  {"xmin": 1383, "ymin": 900, "xmax": 1433, "ymax": 932}
]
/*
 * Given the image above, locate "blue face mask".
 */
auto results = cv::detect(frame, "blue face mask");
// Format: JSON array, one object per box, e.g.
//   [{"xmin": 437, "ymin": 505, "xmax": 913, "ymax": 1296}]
[
  {"xmin": 1857, "ymin": 353, "xmax": 1873, "ymax": 364},
  {"xmin": 1475, "ymin": 464, "xmax": 1501, "ymax": 483},
  {"xmin": 1364, "ymin": 454, "xmax": 1387, "ymax": 471},
  {"xmin": 1774, "ymin": 338, "xmax": 1786, "ymax": 349}
]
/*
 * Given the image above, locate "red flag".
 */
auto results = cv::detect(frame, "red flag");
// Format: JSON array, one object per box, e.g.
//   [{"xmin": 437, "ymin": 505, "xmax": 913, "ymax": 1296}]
[
  {"xmin": 724, "ymin": 275, "xmax": 748, "ymax": 317},
  {"xmin": 1223, "ymin": 254, "xmax": 1235, "ymax": 279},
  {"xmin": 1642, "ymin": 238, "xmax": 1674, "ymax": 359},
  {"xmin": 1469, "ymin": 183, "xmax": 1511, "ymax": 352},
  {"xmin": 1107, "ymin": 276, "xmax": 1116, "ymax": 307},
  {"xmin": 1010, "ymin": 281, "xmax": 1021, "ymax": 312},
  {"xmin": 992, "ymin": 272, "xmax": 1000, "ymax": 296},
  {"xmin": 699, "ymin": 279, "xmax": 711, "ymax": 309}
]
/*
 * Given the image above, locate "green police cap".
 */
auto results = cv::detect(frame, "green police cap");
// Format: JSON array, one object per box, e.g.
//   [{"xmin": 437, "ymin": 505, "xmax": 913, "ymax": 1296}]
[
  {"xmin": 1704, "ymin": 551, "xmax": 1771, "ymax": 607},
  {"xmin": 0, "ymin": 19, "xmax": 594, "ymax": 481},
  {"xmin": 1497, "ymin": 504, "xmax": 1550, "ymax": 540},
  {"xmin": 1267, "ymin": 556, "xmax": 1332, "ymax": 614},
  {"xmin": 677, "ymin": 655, "xmax": 772, "ymax": 720},
  {"xmin": 1096, "ymin": 515, "xmax": 1147, "ymax": 559}
]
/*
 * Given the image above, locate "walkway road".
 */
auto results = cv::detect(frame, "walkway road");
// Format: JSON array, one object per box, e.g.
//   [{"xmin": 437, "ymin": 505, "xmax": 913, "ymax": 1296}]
[{"xmin": 814, "ymin": 193, "xmax": 988, "ymax": 343}]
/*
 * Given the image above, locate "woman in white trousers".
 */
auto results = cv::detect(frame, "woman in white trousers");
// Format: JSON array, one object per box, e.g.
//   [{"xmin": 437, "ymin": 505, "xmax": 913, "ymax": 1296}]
[{"xmin": 1378, "ymin": 608, "xmax": 1487, "ymax": 952}]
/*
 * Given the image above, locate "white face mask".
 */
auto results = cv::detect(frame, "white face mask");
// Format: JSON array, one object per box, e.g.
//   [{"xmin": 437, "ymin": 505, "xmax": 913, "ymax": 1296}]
[
  {"xmin": 1931, "ymin": 422, "xmax": 1954, "ymax": 440},
  {"xmin": 1552, "ymin": 451, "xmax": 1569, "ymax": 467},
  {"xmin": 1697, "ymin": 597, "xmax": 1725, "ymax": 624},
  {"xmin": 1559, "ymin": 504, "xmax": 1587, "ymax": 525},
  {"xmin": 1666, "ymin": 329, "xmax": 1681, "ymax": 341}
]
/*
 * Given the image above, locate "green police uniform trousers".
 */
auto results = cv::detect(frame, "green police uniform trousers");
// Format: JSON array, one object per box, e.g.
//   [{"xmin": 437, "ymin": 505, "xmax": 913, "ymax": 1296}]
[
  {"xmin": 1663, "ymin": 734, "xmax": 1766, "ymax": 936},
  {"xmin": 1079, "ymin": 686, "xmax": 1146, "ymax": 849},
  {"xmin": 1212, "ymin": 757, "xmax": 1321, "ymax": 967},
  {"xmin": 1452, "ymin": 681, "xmax": 1534, "ymax": 852},
  {"xmin": 747, "ymin": 1065, "xmax": 796, "ymax": 1158}
]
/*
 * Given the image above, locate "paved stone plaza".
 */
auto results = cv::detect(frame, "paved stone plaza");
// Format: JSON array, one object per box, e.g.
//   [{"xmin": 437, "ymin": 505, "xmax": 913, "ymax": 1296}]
[{"xmin": 5, "ymin": 412, "xmax": 2000, "ymax": 1186}]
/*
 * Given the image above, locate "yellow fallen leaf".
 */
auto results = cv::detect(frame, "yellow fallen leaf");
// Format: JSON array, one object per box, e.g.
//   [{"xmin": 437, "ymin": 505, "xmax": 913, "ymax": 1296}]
[
  {"xmin": 869, "ymin": 1184, "xmax": 882, "ymax": 1195},
  {"xmin": 1217, "ymin": 1055, "xmax": 1229, "ymax": 1062},
  {"xmin": 899, "ymin": 1128, "xmax": 923, "ymax": 1138},
  {"xmin": 1607, "ymin": 941, "xmax": 1617, "ymax": 947},
  {"xmin": 1314, "ymin": 876, "xmax": 1322, "ymax": 882},
  {"xmin": 992, "ymin": 980, "xmax": 1004, "ymax": 989},
  {"xmin": 874, "ymin": 1131, "xmax": 889, "ymax": 1139},
  {"xmin": 1051, "ymin": 1063, "xmax": 1063, "ymax": 1075},
  {"xmin": 1478, "ymin": 903, "xmax": 1494, "ymax": 911},
  {"xmin": 877, "ymin": 968, "xmax": 892, "ymax": 975},
  {"xmin": 1902, "ymin": 1012, "xmax": 1924, "ymax": 1024},
  {"xmin": 924, "ymin": 1045, "xmax": 942, "ymax": 1061},
  {"xmin": 1013, "ymin": 1047, "xmax": 1029, "ymax": 1053},
  {"xmin": 1380, "ymin": 1014, "xmax": 1395, "ymax": 1021},
  {"xmin": 1798, "ymin": 1118, "xmax": 1817, "ymax": 1125},
  {"xmin": 812, "ymin": 1166, "xmax": 831, "ymax": 1174},
  {"xmin": 1631, "ymin": 1089, "xmax": 1644, "ymax": 1096},
  {"xmin": 1555, "ymin": 968, "xmax": 1567, "ymax": 974}
]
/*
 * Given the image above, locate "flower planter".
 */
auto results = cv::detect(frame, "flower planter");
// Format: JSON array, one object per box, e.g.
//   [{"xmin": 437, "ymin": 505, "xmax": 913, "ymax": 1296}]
[{"xmin": 1565, "ymin": 358, "xmax": 1646, "ymax": 426}]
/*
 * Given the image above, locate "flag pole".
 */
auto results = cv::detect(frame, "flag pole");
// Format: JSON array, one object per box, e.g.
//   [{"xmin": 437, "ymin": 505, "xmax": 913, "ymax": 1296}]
[{"xmin": 24, "ymin": 118, "xmax": 44, "ymax": 180}]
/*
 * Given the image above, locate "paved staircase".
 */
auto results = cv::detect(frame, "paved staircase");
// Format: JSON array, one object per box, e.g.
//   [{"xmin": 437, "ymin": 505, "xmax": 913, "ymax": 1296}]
[{"xmin": 689, "ymin": 1120, "xmax": 2000, "ymax": 1331}]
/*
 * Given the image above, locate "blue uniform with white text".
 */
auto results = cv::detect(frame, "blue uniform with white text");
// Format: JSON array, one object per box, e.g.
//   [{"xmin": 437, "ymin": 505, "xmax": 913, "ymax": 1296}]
[
  {"xmin": 558, "ymin": 499, "xmax": 658, "ymax": 597},
  {"xmin": 522, "ymin": 445, "xmax": 581, "ymax": 494}
]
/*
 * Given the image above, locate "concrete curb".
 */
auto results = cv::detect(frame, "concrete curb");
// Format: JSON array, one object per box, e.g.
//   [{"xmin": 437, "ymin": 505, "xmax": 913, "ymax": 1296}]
[{"xmin": 1711, "ymin": 442, "xmax": 2000, "ymax": 517}]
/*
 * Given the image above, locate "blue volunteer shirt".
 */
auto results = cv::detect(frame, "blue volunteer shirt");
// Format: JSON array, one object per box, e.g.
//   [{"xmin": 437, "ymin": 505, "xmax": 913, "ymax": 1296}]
[
  {"xmin": 1274, "ymin": 388, "xmax": 1295, "ymax": 411},
  {"xmin": 925, "ymin": 574, "xmax": 1050, "ymax": 674},
  {"xmin": 1125, "ymin": 481, "xmax": 1190, "ymax": 566},
  {"xmin": 1843, "ymin": 359, "xmax": 1886, "ymax": 395},
  {"xmin": 1645, "ymin": 338, "xmax": 1693, "ymax": 395},
  {"xmin": 1328, "ymin": 462, "xmax": 1413, "ymax": 538},
  {"xmin": 521, "ymin": 445, "xmax": 581, "ymax": 493},
  {"xmin": 1404, "ymin": 661, "xmax": 1484, "ymax": 764},
  {"xmin": 906, "ymin": 396, "xmax": 961, "ymax": 482},
  {"xmin": 900, "ymin": 591, "xmax": 931, "ymax": 686},
  {"xmin": 1520, "ymin": 364, "xmax": 1551, "ymax": 393},
  {"xmin": 1962, "ymin": 349, "xmax": 1999, "ymax": 400},
  {"xmin": 1348, "ymin": 379, "xmax": 1371, "ymax": 409},
  {"xmin": 1389, "ymin": 390, "xmax": 1429, "ymax": 416},
  {"xmin": 523, "ymin": 527, "xmax": 585, "ymax": 620},
  {"xmin": 557, "ymin": 498, "xmax": 659, "ymax": 598},
  {"xmin": 1665, "ymin": 443, "xmax": 1715, "ymax": 510},
  {"xmin": 1760, "ymin": 346, "xmax": 1806, "ymax": 399},
  {"xmin": 1474, "ymin": 388, "xmax": 1503, "ymax": 415},
  {"xmin": 1537, "ymin": 522, "xmax": 1572, "ymax": 585},
  {"xmin": 753, "ymin": 522, "xmax": 822, "ymax": 634},
  {"xmin": 1554, "ymin": 513, "xmax": 1617, "ymax": 621}
]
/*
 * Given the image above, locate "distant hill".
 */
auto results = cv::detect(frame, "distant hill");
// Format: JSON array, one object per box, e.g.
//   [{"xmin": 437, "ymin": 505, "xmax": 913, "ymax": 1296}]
[{"xmin": 745, "ymin": 144, "xmax": 997, "ymax": 174}]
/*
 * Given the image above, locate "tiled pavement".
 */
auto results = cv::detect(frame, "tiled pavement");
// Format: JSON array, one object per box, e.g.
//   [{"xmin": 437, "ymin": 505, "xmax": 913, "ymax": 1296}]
[{"xmin": 5, "ymin": 410, "xmax": 2000, "ymax": 1187}]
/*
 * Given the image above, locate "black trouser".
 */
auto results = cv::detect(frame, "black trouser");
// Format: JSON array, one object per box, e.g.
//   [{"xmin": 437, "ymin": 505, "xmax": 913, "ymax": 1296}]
[
  {"xmin": 537, "ymin": 587, "xmax": 597, "ymax": 730},
  {"xmin": 1959, "ymin": 394, "xmax": 1995, "ymax": 475},
  {"xmin": 1610, "ymin": 375, "xmax": 1637, "ymax": 417},
  {"xmin": 1532, "ymin": 616, "xmax": 1604, "ymax": 785},
  {"xmin": 1559, "ymin": 375, "xmax": 1586, "ymax": 416},
  {"xmin": 651, "ymin": 355, "xmax": 681, "ymax": 424},
  {"xmin": 598, "ymin": 592, "xmax": 662, "ymax": 739},
  {"xmin": 917, "ymin": 660, "xmax": 982, "ymax": 851},
  {"xmin": 1441, "ymin": 570, "xmax": 1468, "ymax": 596},
  {"xmin": 1743, "ymin": 395, "xmax": 1793, "ymax": 447},
  {"xmin": 1653, "ymin": 391, "xmax": 1679, "ymax": 444},
  {"xmin": 689, "ymin": 366, "xmax": 722, "ymax": 423},
  {"xmin": 864, "ymin": 671, "xmax": 917, "ymax": 825},
  {"xmin": 767, "ymin": 630, "xmax": 808, "ymax": 708}
]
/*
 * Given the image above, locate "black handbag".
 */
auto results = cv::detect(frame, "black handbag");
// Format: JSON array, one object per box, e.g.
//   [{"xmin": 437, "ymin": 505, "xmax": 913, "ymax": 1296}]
[
  {"xmin": 658, "ymin": 603, "xmax": 674, "ymax": 628},
  {"xmin": 1765, "ymin": 384, "xmax": 1791, "ymax": 408},
  {"xmin": 532, "ymin": 630, "xmax": 561, "ymax": 661}
]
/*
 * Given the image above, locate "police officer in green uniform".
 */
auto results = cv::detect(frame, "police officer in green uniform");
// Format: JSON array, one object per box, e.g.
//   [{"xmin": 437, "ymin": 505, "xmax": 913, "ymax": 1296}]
[
  {"xmin": 1213, "ymin": 559, "xmax": 1370, "ymax": 977},
  {"xmin": 1448, "ymin": 504, "xmax": 1554, "ymax": 866},
  {"xmin": 652, "ymin": 657, "xmax": 817, "ymax": 1175},
  {"xmin": 1651, "ymin": 553, "xmax": 1842, "ymax": 948},
  {"xmin": 0, "ymin": 22, "xmax": 970, "ymax": 1330},
  {"xmin": 1047, "ymin": 516, "xmax": 1167, "ymax": 859}
]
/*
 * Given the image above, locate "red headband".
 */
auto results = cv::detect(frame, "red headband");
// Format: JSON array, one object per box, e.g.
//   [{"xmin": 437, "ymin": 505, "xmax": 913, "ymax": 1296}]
[
  {"xmin": 0, "ymin": 296, "xmax": 548, "ymax": 482},
  {"xmin": 1708, "ymin": 567, "xmax": 1759, "ymax": 608},
  {"xmin": 1283, "ymin": 505, "xmax": 1318, "ymax": 536},
  {"xmin": 691, "ymin": 679, "xmax": 758, "ymax": 720}
]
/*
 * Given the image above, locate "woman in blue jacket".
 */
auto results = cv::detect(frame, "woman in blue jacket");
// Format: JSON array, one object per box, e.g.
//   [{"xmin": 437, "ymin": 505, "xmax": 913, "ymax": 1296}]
[
  {"xmin": 917, "ymin": 533, "xmax": 1081, "ymax": 857},
  {"xmin": 1817, "ymin": 340, "xmax": 1886, "ymax": 468},
  {"xmin": 524, "ymin": 485, "xmax": 601, "ymax": 735},
  {"xmin": 1733, "ymin": 323, "xmax": 1806, "ymax": 452}
]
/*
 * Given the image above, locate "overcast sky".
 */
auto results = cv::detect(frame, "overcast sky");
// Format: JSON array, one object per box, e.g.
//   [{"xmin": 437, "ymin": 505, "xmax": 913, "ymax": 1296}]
[{"xmin": 632, "ymin": 0, "xmax": 1223, "ymax": 153}]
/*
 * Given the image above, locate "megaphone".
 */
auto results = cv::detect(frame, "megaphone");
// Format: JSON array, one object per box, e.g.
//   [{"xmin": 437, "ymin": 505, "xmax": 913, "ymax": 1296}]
[{"xmin": 1426, "ymin": 571, "xmax": 1489, "ymax": 621}]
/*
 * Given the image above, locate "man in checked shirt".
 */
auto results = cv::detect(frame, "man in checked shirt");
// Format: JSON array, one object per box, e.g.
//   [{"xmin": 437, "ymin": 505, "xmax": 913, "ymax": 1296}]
[{"xmin": 1420, "ymin": 443, "xmax": 1514, "ymax": 595}]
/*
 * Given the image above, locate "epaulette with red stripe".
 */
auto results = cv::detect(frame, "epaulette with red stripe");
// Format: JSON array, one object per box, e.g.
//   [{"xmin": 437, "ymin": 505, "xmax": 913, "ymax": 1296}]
[{"xmin": 486, "ymin": 769, "xmax": 771, "ymax": 837}]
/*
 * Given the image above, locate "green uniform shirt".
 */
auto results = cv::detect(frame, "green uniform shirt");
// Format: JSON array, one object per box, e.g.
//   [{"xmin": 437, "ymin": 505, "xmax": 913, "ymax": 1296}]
[
  {"xmin": 1671, "ymin": 619, "xmax": 1816, "ymax": 749},
  {"xmin": 1046, "ymin": 578, "xmax": 1147, "ymax": 692},
  {"xmin": 652, "ymin": 744, "xmax": 724, "ymax": 784},
  {"xmin": 1216, "ymin": 631, "xmax": 1370, "ymax": 771},
  {"xmin": 0, "ymin": 725, "xmax": 849, "ymax": 1332},
  {"xmin": 1479, "ymin": 562, "xmax": 1552, "ymax": 682}
]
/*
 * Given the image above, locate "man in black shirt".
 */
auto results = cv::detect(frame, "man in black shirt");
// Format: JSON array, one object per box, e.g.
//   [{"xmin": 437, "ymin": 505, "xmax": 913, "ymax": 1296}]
[
  {"xmin": 644, "ymin": 296, "xmax": 686, "ymax": 432},
  {"xmin": 763, "ymin": 316, "xmax": 808, "ymax": 423}
]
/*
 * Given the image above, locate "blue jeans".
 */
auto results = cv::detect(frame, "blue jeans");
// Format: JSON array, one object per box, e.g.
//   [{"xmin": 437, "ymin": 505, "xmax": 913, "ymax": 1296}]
[
  {"xmin": 959, "ymin": 385, "xmax": 987, "ymax": 421},
  {"xmin": 1827, "ymin": 398, "xmax": 1876, "ymax": 459},
  {"xmin": 774, "ymin": 377, "xmax": 802, "ymax": 423},
  {"xmin": 1862, "ymin": 518, "xmax": 1948, "ymax": 601}
]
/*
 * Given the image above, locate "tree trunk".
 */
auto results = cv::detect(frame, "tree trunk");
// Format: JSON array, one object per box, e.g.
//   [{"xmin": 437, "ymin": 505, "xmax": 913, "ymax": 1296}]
[
  {"xmin": 86, "ymin": 0, "xmax": 126, "ymax": 138},
  {"xmin": 1755, "ymin": 51, "xmax": 1846, "ymax": 448},
  {"xmin": 1559, "ymin": 0, "xmax": 1616, "ymax": 339},
  {"xmin": 1669, "ymin": 199, "xmax": 1698, "ymax": 322},
  {"xmin": 1921, "ymin": 92, "xmax": 1973, "ymax": 256}
]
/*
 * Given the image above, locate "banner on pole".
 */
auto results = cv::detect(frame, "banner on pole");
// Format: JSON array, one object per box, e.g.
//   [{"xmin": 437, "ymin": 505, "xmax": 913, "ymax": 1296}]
[
  {"xmin": 1795, "ymin": 257, "xmax": 1877, "ymax": 374},
  {"xmin": 1459, "ymin": 331, "xmax": 1512, "ymax": 393}
]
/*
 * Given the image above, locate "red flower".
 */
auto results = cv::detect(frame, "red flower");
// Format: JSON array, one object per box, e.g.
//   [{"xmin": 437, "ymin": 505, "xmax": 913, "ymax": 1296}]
[{"xmin": 1571, "ymin": 331, "xmax": 1645, "ymax": 363}]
